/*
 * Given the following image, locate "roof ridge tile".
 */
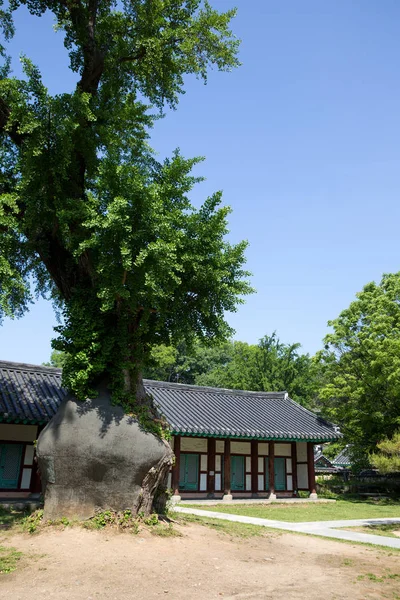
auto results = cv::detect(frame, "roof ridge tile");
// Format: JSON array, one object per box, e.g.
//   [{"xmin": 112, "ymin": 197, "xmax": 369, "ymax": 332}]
[{"xmin": 0, "ymin": 359, "xmax": 62, "ymax": 374}]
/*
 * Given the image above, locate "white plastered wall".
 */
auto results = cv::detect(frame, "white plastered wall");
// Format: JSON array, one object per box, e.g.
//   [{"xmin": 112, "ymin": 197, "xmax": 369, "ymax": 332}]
[
  {"xmin": 275, "ymin": 443, "xmax": 291, "ymax": 456},
  {"xmin": 258, "ymin": 442, "xmax": 269, "ymax": 455},
  {"xmin": 296, "ymin": 441, "xmax": 307, "ymax": 462},
  {"xmin": 180, "ymin": 437, "xmax": 208, "ymax": 452},
  {"xmin": 230, "ymin": 441, "xmax": 251, "ymax": 454},
  {"xmin": 297, "ymin": 463, "xmax": 308, "ymax": 489},
  {"xmin": 216, "ymin": 440, "xmax": 224, "ymax": 453}
]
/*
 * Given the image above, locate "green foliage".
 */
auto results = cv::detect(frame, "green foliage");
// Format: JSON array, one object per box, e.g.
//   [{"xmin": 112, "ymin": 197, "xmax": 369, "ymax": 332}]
[
  {"xmin": 124, "ymin": 398, "xmax": 171, "ymax": 439},
  {"xmin": 316, "ymin": 273, "xmax": 400, "ymax": 466},
  {"xmin": 21, "ymin": 509, "xmax": 44, "ymax": 534},
  {"xmin": 144, "ymin": 338, "xmax": 232, "ymax": 384},
  {"xmin": 198, "ymin": 333, "xmax": 316, "ymax": 406},
  {"xmin": 315, "ymin": 476, "xmax": 342, "ymax": 499},
  {"xmin": 85, "ymin": 508, "xmax": 166, "ymax": 534},
  {"xmin": 0, "ymin": 1, "xmax": 251, "ymax": 407},
  {"xmin": 42, "ymin": 349, "xmax": 67, "ymax": 368},
  {"xmin": 88, "ymin": 509, "xmax": 115, "ymax": 529},
  {"xmin": 145, "ymin": 333, "xmax": 316, "ymax": 406},
  {"xmin": 321, "ymin": 441, "xmax": 346, "ymax": 460},
  {"xmin": 370, "ymin": 431, "xmax": 400, "ymax": 474},
  {"xmin": 143, "ymin": 513, "xmax": 159, "ymax": 526}
]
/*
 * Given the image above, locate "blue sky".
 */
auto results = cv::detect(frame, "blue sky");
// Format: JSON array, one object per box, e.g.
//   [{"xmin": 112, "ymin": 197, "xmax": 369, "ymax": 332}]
[{"xmin": 1, "ymin": 0, "xmax": 400, "ymax": 364}]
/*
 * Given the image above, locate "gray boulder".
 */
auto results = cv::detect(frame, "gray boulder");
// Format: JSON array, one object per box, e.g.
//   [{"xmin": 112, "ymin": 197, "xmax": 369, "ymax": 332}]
[{"xmin": 37, "ymin": 384, "xmax": 173, "ymax": 520}]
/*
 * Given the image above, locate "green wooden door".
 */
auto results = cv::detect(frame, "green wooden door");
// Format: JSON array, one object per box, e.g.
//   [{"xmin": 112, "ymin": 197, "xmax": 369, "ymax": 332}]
[
  {"xmin": 179, "ymin": 454, "xmax": 199, "ymax": 491},
  {"xmin": 231, "ymin": 455, "xmax": 245, "ymax": 491},
  {"xmin": 0, "ymin": 444, "xmax": 23, "ymax": 489},
  {"xmin": 265, "ymin": 457, "xmax": 270, "ymax": 490},
  {"xmin": 274, "ymin": 457, "xmax": 286, "ymax": 491}
]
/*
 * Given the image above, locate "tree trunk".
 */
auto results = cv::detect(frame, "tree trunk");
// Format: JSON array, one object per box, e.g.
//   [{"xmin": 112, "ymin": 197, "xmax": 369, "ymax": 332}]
[
  {"xmin": 37, "ymin": 381, "xmax": 174, "ymax": 520},
  {"xmin": 123, "ymin": 367, "xmax": 147, "ymax": 405}
]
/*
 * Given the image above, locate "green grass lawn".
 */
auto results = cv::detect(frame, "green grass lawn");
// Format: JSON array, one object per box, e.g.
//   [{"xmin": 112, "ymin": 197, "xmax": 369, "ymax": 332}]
[
  {"xmin": 182, "ymin": 499, "xmax": 400, "ymax": 522},
  {"xmin": 0, "ymin": 546, "xmax": 23, "ymax": 574},
  {"xmin": 176, "ymin": 513, "xmax": 278, "ymax": 538},
  {"xmin": 343, "ymin": 523, "xmax": 400, "ymax": 539}
]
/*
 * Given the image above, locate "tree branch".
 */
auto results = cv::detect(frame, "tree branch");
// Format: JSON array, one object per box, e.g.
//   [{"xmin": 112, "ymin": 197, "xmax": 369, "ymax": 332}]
[
  {"xmin": 67, "ymin": 0, "xmax": 105, "ymax": 95},
  {"xmin": 0, "ymin": 97, "xmax": 25, "ymax": 147},
  {"xmin": 119, "ymin": 47, "xmax": 147, "ymax": 64},
  {"xmin": 34, "ymin": 229, "xmax": 94, "ymax": 301}
]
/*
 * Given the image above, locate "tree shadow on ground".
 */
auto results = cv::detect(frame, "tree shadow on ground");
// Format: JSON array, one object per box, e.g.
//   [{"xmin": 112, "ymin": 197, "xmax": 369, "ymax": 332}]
[{"xmin": 339, "ymin": 494, "xmax": 400, "ymax": 506}]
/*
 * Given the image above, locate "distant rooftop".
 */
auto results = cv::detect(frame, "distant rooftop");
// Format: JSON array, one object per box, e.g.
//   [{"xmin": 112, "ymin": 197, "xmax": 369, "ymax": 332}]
[
  {"xmin": 333, "ymin": 445, "xmax": 352, "ymax": 467},
  {"xmin": 0, "ymin": 360, "xmax": 64, "ymax": 425}
]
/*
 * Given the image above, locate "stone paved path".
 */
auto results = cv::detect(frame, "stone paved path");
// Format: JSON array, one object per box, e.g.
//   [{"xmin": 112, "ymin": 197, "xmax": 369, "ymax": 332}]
[{"xmin": 175, "ymin": 506, "xmax": 400, "ymax": 549}]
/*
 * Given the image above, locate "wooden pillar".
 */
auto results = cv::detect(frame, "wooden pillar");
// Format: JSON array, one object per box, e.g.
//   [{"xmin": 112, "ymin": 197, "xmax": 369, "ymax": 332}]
[
  {"xmin": 307, "ymin": 442, "xmax": 317, "ymax": 497},
  {"xmin": 269, "ymin": 441, "xmax": 275, "ymax": 498},
  {"xmin": 251, "ymin": 440, "xmax": 258, "ymax": 496},
  {"xmin": 207, "ymin": 438, "xmax": 216, "ymax": 496},
  {"xmin": 291, "ymin": 441, "xmax": 298, "ymax": 496},
  {"xmin": 171, "ymin": 435, "xmax": 181, "ymax": 496},
  {"xmin": 223, "ymin": 439, "xmax": 231, "ymax": 497},
  {"xmin": 31, "ymin": 424, "xmax": 45, "ymax": 494},
  {"xmin": 30, "ymin": 454, "xmax": 42, "ymax": 493}
]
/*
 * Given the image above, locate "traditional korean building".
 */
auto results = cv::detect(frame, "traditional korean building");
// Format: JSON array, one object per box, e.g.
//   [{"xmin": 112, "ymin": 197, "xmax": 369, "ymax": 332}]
[
  {"xmin": 333, "ymin": 446, "xmax": 352, "ymax": 470},
  {"xmin": 314, "ymin": 447, "xmax": 341, "ymax": 475},
  {"xmin": 0, "ymin": 360, "xmax": 340, "ymax": 500},
  {"xmin": 0, "ymin": 361, "xmax": 64, "ymax": 497}
]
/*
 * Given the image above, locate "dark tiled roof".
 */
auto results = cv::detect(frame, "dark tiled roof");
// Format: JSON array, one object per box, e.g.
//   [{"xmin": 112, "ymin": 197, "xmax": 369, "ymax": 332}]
[
  {"xmin": 0, "ymin": 361, "xmax": 340, "ymax": 442},
  {"xmin": 315, "ymin": 465, "xmax": 341, "ymax": 474},
  {"xmin": 147, "ymin": 380, "xmax": 340, "ymax": 442},
  {"xmin": 0, "ymin": 361, "xmax": 65, "ymax": 424},
  {"xmin": 333, "ymin": 446, "xmax": 352, "ymax": 467},
  {"xmin": 314, "ymin": 453, "xmax": 335, "ymax": 468}
]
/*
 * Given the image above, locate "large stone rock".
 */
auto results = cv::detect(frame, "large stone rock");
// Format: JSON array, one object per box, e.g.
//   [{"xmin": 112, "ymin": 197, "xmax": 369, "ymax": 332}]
[{"xmin": 37, "ymin": 384, "xmax": 173, "ymax": 520}]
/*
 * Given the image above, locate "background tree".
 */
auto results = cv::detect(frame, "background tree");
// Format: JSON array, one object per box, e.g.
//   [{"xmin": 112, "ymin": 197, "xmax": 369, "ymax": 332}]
[
  {"xmin": 144, "ymin": 339, "xmax": 232, "ymax": 384},
  {"xmin": 0, "ymin": 0, "xmax": 251, "ymax": 516},
  {"xmin": 144, "ymin": 333, "xmax": 316, "ymax": 407},
  {"xmin": 370, "ymin": 431, "xmax": 400, "ymax": 474},
  {"xmin": 197, "ymin": 333, "xmax": 316, "ymax": 406},
  {"xmin": 43, "ymin": 349, "xmax": 67, "ymax": 369},
  {"xmin": 316, "ymin": 273, "xmax": 400, "ymax": 468}
]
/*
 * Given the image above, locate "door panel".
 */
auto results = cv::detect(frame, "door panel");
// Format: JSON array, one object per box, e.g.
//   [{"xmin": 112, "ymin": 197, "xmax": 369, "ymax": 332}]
[
  {"xmin": 185, "ymin": 454, "xmax": 199, "ymax": 490},
  {"xmin": 265, "ymin": 457, "xmax": 269, "ymax": 490},
  {"xmin": 0, "ymin": 444, "xmax": 23, "ymax": 489},
  {"xmin": 274, "ymin": 457, "xmax": 286, "ymax": 491},
  {"xmin": 231, "ymin": 455, "xmax": 245, "ymax": 491},
  {"xmin": 179, "ymin": 453, "xmax": 199, "ymax": 491},
  {"xmin": 179, "ymin": 455, "xmax": 186, "ymax": 486}
]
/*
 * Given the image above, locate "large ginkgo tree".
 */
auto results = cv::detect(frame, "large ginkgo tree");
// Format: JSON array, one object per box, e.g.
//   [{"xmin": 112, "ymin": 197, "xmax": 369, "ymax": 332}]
[{"xmin": 0, "ymin": 0, "xmax": 252, "ymax": 516}]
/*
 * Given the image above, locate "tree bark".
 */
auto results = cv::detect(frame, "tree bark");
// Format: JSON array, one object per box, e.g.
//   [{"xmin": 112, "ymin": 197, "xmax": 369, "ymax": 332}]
[{"xmin": 137, "ymin": 439, "xmax": 172, "ymax": 515}]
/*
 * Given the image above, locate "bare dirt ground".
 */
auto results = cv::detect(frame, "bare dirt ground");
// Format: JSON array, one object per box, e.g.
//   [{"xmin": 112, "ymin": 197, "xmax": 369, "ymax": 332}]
[{"xmin": 1, "ymin": 523, "xmax": 399, "ymax": 600}]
